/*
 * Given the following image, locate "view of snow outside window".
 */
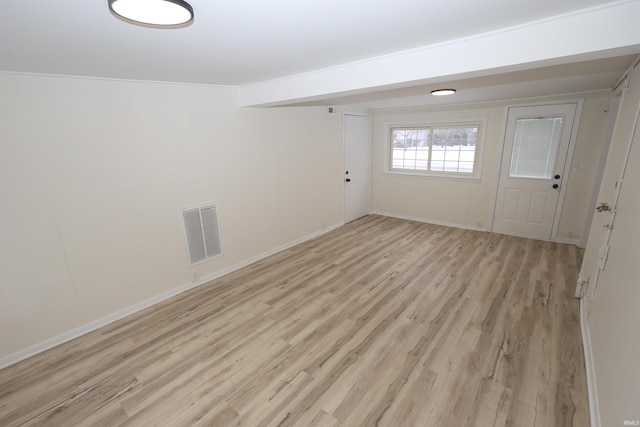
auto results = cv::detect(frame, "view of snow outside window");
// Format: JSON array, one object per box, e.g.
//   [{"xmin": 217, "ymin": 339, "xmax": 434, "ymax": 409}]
[{"xmin": 391, "ymin": 126, "xmax": 479, "ymax": 174}]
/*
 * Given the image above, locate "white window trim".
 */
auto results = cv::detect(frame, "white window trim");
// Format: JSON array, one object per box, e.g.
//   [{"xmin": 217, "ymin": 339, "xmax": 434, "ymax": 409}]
[{"xmin": 383, "ymin": 117, "xmax": 487, "ymax": 182}]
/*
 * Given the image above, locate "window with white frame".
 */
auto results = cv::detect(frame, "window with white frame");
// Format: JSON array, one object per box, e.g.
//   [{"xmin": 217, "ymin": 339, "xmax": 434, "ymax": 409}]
[{"xmin": 389, "ymin": 122, "xmax": 483, "ymax": 178}]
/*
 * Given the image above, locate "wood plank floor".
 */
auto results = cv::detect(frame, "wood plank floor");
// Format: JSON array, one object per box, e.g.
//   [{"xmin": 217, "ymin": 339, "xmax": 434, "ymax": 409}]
[{"xmin": 0, "ymin": 215, "xmax": 589, "ymax": 426}]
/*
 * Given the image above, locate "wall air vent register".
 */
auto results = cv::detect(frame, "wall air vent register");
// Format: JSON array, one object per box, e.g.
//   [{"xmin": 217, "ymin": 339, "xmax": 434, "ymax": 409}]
[{"xmin": 181, "ymin": 203, "xmax": 222, "ymax": 265}]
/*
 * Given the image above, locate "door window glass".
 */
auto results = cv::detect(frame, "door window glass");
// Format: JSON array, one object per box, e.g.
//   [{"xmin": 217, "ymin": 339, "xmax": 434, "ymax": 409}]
[{"xmin": 509, "ymin": 117, "xmax": 563, "ymax": 179}]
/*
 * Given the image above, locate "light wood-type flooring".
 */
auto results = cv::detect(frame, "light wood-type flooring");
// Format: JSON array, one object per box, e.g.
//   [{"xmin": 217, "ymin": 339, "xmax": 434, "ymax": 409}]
[{"xmin": 0, "ymin": 215, "xmax": 589, "ymax": 426}]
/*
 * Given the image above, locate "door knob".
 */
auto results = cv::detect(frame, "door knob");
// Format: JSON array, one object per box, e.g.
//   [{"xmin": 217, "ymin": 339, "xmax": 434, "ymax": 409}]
[
  {"xmin": 596, "ymin": 202, "xmax": 610, "ymax": 212},
  {"xmin": 555, "ymin": 174, "xmax": 561, "ymax": 179},
  {"xmin": 346, "ymin": 178, "xmax": 351, "ymax": 182},
  {"xmin": 552, "ymin": 184, "xmax": 559, "ymax": 189}
]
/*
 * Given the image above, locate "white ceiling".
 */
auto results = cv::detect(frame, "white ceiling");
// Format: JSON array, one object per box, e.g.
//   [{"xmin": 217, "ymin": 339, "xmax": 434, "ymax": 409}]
[
  {"xmin": 1, "ymin": 0, "xmax": 639, "ymax": 108},
  {"xmin": 294, "ymin": 56, "xmax": 638, "ymax": 109}
]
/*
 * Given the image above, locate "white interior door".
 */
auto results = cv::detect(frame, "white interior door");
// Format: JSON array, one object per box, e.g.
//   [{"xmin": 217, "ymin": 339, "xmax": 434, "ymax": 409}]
[
  {"xmin": 586, "ymin": 78, "xmax": 640, "ymax": 425},
  {"xmin": 582, "ymin": 65, "xmax": 640, "ymax": 316},
  {"xmin": 493, "ymin": 103, "xmax": 577, "ymax": 240},
  {"xmin": 344, "ymin": 114, "xmax": 371, "ymax": 223}
]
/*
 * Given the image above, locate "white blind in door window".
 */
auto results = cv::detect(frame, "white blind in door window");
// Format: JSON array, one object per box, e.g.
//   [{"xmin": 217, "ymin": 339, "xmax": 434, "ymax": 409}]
[{"xmin": 509, "ymin": 117, "xmax": 563, "ymax": 179}]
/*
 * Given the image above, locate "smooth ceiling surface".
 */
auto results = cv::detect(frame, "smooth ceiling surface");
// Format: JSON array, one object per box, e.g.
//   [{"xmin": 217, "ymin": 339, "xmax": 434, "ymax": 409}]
[
  {"xmin": 0, "ymin": 0, "xmax": 631, "ymax": 84},
  {"xmin": 296, "ymin": 56, "xmax": 639, "ymax": 109},
  {"xmin": 1, "ymin": 0, "xmax": 639, "ymax": 107}
]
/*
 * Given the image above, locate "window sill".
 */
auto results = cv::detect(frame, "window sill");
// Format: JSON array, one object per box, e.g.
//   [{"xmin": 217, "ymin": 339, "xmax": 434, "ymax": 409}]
[{"xmin": 383, "ymin": 170, "xmax": 481, "ymax": 182}]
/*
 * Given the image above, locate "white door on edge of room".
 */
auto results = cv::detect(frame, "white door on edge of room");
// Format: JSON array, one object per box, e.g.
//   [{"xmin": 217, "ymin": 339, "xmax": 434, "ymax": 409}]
[
  {"xmin": 583, "ymin": 64, "xmax": 640, "ymax": 317},
  {"xmin": 344, "ymin": 114, "xmax": 371, "ymax": 223},
  {"xmin": 493, "ymin": 103, "xmax": 577, "ymax": 240},
  {"xmin": 586, "ymin": 68, "xmax": 640, "ymax": 426}
]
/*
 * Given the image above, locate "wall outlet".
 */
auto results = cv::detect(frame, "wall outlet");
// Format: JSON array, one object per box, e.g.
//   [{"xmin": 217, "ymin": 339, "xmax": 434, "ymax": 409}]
[{"xmin": 191, "ymin": 271, "xmax": 200, "ymax": 283}]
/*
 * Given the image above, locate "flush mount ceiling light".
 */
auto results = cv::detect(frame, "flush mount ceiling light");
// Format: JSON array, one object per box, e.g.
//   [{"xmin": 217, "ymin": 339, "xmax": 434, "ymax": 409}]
[
  {"xmin": 431, "ymin": 89, "xmax": 457, "ymax": 96},
  {"xmin": 108, "ymin": 0, "xmax": 194, "ymax": 28}
]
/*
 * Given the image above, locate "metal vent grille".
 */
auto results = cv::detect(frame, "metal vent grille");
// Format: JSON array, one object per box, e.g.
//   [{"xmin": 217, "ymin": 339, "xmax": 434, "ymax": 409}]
[{"xmin": 181, "ymin": 203, "xmax": 222, "ymax": 265}]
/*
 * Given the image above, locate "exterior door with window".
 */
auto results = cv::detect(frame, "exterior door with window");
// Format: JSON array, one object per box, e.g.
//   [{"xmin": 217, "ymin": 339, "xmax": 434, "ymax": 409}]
[
  {"xmin": 493, "ymin": 103, "xmax": 577, "ymax": 240},
  {"xmin": 344, "ymin": 114, "xmax": 371, "ymax": 223}
]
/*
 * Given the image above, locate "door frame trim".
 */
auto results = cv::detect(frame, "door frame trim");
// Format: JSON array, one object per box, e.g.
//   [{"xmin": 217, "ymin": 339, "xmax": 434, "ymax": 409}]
[
  {"xmin": 579, "ymin": 95, "xmax": 621, "ymax": 248},
  {"xmin": 489, "ymin": 99, "xmax": 584, "ymax": 241}
]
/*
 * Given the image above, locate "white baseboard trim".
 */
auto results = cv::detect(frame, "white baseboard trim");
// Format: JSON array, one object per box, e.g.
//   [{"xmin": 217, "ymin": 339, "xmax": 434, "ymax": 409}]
[
  {"xmin": 580, "ymin": 295, "xmax": 601, "ymax": 427},
  {"xmin": 554, "ymin": 236, "xmax": 581, "ymax": 246},
  {"xmin": 372, "ymin": 210, "xmax": 487, "ymax": 232},
  {"xmin": 0, "ymin": 222, "xmax": 344, "ymax": 370}
]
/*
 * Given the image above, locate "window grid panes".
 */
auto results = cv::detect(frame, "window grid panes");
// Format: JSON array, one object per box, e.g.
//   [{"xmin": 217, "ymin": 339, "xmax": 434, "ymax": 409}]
[{"xmin": 390, "ymin": 124, "xmax": 480, "ymax": 176}]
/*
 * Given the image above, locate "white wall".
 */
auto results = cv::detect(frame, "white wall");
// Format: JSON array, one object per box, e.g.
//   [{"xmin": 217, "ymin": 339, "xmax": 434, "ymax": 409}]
[
  {"xmin": 0, "ymin": 73, "xmax": 344, "ymax": 361},
  {"xmin": 371, "ymin": 93, "xmax": 612, "ymax": 241}
]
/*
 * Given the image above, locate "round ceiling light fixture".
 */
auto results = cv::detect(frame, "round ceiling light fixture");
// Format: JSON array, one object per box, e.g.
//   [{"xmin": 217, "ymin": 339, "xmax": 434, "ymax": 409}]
[
  {"xmin": 430, "ymin": 89, "xmax": 457, "ymax": 96},
  {"xmin": 108, "ymin": 0, "xmax": 194, "ymax": 28}
]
